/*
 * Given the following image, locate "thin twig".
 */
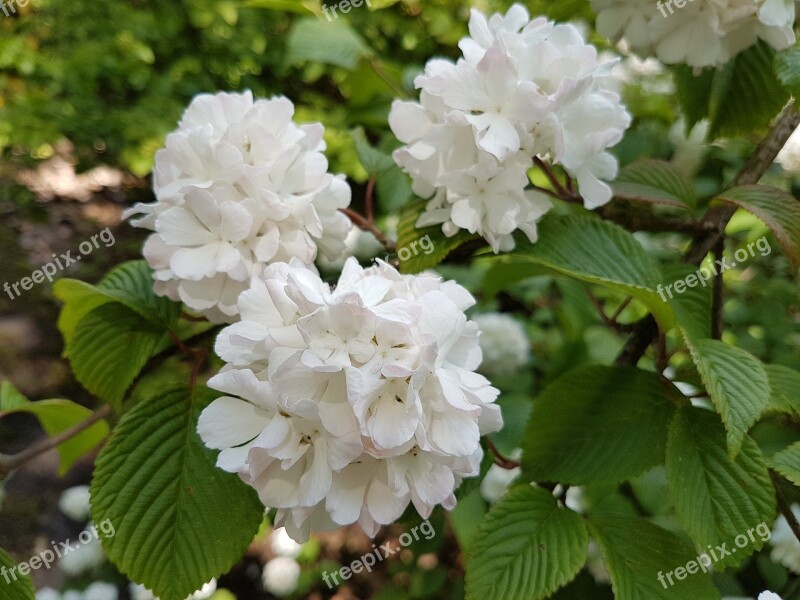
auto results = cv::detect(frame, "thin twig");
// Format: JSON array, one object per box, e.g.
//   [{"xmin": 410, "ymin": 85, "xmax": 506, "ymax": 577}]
[
  {"xmin": 711, "ymin": 239, "xmax": 725, "ymax": 340},
  {"xmin": 484, "ymin": 436, "xmax": 521, "ymax": 470},
  {"xmin": 340, "ymin": 208, "xmax": 396, "ymax": 253},
  {"xmin": 365, "ymin": 178, "xmax": 376, "ymax": 224},
  {"xmin": 534, "ymin": 157, "xmax": 574, "ymax": 200},
  {"xmin": 611, "ymin": 296, "xmax": 633, "ymax": 322},
  {"xmin": 772, "ymin": 471, "xmax": 800, "ymax": 545},
  {"xmin": 587, "ymin": 290, "xmax": 635, "ymax": 334},
  {"xmin": 0, "ymin": 404, "xmax": 112, "ymax": 480},
  {"xmin": 616, "ymin": 103, "xmax": 800, "ymax": 367}
]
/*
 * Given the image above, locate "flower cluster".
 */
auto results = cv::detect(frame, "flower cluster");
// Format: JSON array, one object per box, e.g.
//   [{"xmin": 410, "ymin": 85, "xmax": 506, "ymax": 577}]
[
  {"xmin": 125, "ymin": 91, "xmax": 352, "ymax": 323},
  {"xmin": 591, "ymin": 0, "xmax": 795, "ymax": 68},
  {"xmin": 472, "ymin": 312, "xmax": 531, "ymax": 377},
  {"xmin": 197, "ymin": 258, "xmax": 502, "ymax": 541},
  {"xmin": 389, "ymin": 4, "xmax": 631, "ymax": 252}
]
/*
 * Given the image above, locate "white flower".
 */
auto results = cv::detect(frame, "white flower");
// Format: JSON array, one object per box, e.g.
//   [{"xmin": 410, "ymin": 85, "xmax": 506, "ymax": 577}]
[
  {"xmin": 127, "ymin": 579, "xmax": 216, "ymax": 600},
  {"xmin": 186, "ymin": 580, "xmax": 217, "ymax": 600},
  {"xmin": 262, "ymin": 556, "xmax": 301, "ymax": 597},
  {"xmin": 58, "ymin": 486, "xmax": 92, "ymax": 522},
  {"xmin": 125, "ymin": 91, "xmax": 352, "ymax": 323},
  {"xmin": 62, "ymin": 592, "xmax": 83, "ymax": 600},
  {"xmin": 591, "ymin": 0, "xmax": 795, "ymax": 68},
  {"xmin": 759, "ymin": 593, "xmax": 784, "ymax": 600},
  {"xmin": 390, "ymin": 4, "xmax": 630, "ymax": 250},
  {"xmin": 271, "ymin": 527, "xmax": 303, "ymax": 558},
  {"xmin": 480, "ymin": 462, "xmax": 520, "ymax": 503},
  {"xmin": 472, "ymin": 313, "xmax": 530, "ymax": 377},
  {"xmin": 128, "ymin": 584, "xmax": 156, "ymax": 600},
  {"xmin": 198, "ymin": 258, "xmax": 501, "ymax": 541},
  {"xmin": 84, "ymin": 582, "xmax": 118, "ymax": 600},
  {"xmin": 36, "ymin": 590, "xmax": 61, "ymax": 600},
  {"xmin": 777, "ymin": 124, "xmax": 800, "ymax": 174},
  {"xmin": 59, "ymin": 531, "xmax": 105, "ymax": 576},
  {"xmin": 770, "ymin": 504, "xmax": 800, "ymax": 573}
]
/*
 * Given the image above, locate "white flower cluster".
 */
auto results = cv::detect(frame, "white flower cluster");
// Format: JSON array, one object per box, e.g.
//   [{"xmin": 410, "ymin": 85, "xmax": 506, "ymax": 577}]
[
  {"xmin": 198, "ymin": 258, "xmax": 502, "ymax": 541},
  {"xmin": 58, "ymin": 485, "xmax": 92, "ymax": 522},
  {"xmin": 125, "ymin": 91, "xmax": 352, "ymax": 323},
  {"xmin": 591, "ymin": 0, "xmax": 795, "ymax": 68},
  {"xmin": 128, "ymin": 579, "xmax": 217, "ymax": 600},
  {"xmin": 770, "ymin": 503, "xmax": 800, "ymax": 573},
  {"xmin": 262, "ymin": 557, "xmax": 301, "ymax": 597},
  {"xmin": 472, "ymin": 312, "xmax": 531, "ymax": 377},
  {"xmin": 389, "ymin": 4, "xmax": 630, "ymax": 252},
  {"xmin": 37, "ymin": 583, "xmax": 118, "ymax": 600}
]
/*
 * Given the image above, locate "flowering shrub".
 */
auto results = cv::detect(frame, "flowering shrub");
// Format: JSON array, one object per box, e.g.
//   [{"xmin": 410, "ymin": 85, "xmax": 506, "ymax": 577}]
[{"xmin": 2, "ymin": 2, "xmax": 800, "ymax": 600}]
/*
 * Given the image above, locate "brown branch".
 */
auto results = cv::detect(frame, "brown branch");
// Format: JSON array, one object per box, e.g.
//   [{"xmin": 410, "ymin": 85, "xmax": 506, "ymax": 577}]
[
  {"xmin": 711, "ymin": 239, "xmax": 725, "ymax": 340},
  {"xmin": 0, "ymin": 404, "xmax": 112, "ymax": 480},
  {"xmin": 615, "ymin": 103, "xmax": 800, "ymax": 367},
  {"xmin": 340, "ymin": 207, "xmax": 396, "ymax": 253},
  {"xmin": 484, "ymin": 436, "xmax": 521, "ymax": 470},
  {"xmin": 587, "ymin": 289, "xmax": 635, "ymax": 333},
  {"xmin": 365, "ymin": 178, "xmax": 376, "ymax": 224},
  {"xmin": 534, "ymin": 157, "xmax": 576, "ymax": 201}
]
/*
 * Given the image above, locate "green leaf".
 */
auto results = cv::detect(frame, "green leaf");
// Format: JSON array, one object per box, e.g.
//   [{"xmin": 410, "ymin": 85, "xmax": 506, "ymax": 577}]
[
  {"xmin": 287, "ymin": 17, "xmax": 373, "ymax": 70},
  {"xmin": 396, "ymin": 198, "xmax": 480, "ymax": 274},
  {"xmin": 666, "ymin": 407, "xmax": 776, "ymax": 568},
  {"xmin": 0, "ymin": 547, "xmax": 34, "ymax": 600},
  {"xmin": 351, "ymin": 128, "xmax": 395, "ymax": 176},
  {"xmin": 510, "ymin": 215, "xmax": 674, "ymax": 329},
  {"xmin": 775, "ymin": 45, "xmax": 800, "ymax": 97},
  {"xmin": 6, "ymin": 398, "xmax": 110, "ymax": 476},
  {"xmin": 521, "ymin": 366, "xmax": 676, "ymax": 485},
  {"xmin": 0, "ymin": 380, "xmax": 28, "ymax": 411},
  {"xmin": 673, "ymin": 42, "xmax": 789, "ymax": 139},
  {"xmin": 686, "ymin": 339, "xmax": 771, "ymax": 458},
  {"xmin": 714, "ymin": 185, "xmax": 800, "ymax": 269},
  {"xmin": 245, "ymin": 0, "xmax": 321, "ymax": 14},
  {"xmin": 90, "ymin": 385, "xmax": 264, "ymax": 600},
  {"xmin": 588, "ymin": 516, "xmax": 721, "ymax": 600},
  {"xmin": 55, "ymin": 260, "xmax": 179, "ymax": 345},
  {"xmin": 614, "ymin": 159, "xmax": 696, "ymax": 209},
  {"xmin": 661, "ymin": 264, "xmax": 713, "ymax": 344},
  {"xmin": 765, "ymin": 364, "xmax": 800, "ymax": 415},
  {"xmin": 68, "ymin": 303, "xmax": 170, "ymax": 412},
  {"xmin": 466, "ymin": 485, "xmax": 588, "ymax": 600},
  {"xmin": 769, "ymin": 440, "xmax": 800, "ymax": 487}
]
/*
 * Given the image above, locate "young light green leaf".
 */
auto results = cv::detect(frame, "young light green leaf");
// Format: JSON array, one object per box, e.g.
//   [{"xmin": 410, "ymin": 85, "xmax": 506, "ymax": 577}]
[
  {"xmin": 90, "ymin": 385, "xmax": 264, "ymax": 600},
  {"xmin": 466, "ymin": 485, "xmax": 588, "ymax": 600},
  {"xmin": 287, "ymin": 18, "xmax": 373, "ymax": 70},
  {"xmin": 588, "ymin": 516, "xmax": 721, "ymax": 600},
  {"xmin": 521, "ymin": 366, "xmax": 676, "ymax": 485},
  {"xmin": 511, "ymin": 215, "xmax": 674, "ymax": 329},
  {"xmin": 775, "ymin": 45, "xmax": 800, "ymax": 97},
  {"xmin": 4, "ymin": 398, "xmax": 110, "ymax": 476},
  {"xmin": 686, "ymin": 339, "xmax": 771, "ymax": 458},
  {"xmin": 769, "ymin": 440, "xmax": 800, "ymax": 487},
  {"xmin": 666, "ymin": 407, "xmax": 776, "ymax": 568},
  {"xmin": 0, "ymin": 547, "xmax": 34, "ymax": 600},
  {"xmin": 614, "ymin": 159, "xmax": 696, "ymax": 209},
  {"xmin": 0, "ymin": 380, "xmax": 28, "ymax": 411},
  {"xmin": 714, "ymin": 185, "xmax": 800, "ymax": 269}
]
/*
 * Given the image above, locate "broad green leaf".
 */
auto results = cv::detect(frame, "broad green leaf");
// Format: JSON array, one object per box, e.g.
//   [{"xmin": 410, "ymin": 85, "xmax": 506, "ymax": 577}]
[
  {"xmin": 55, "ymin": 260, "xmax": 179, "ymax": 344},
  {"xmin": 765, "ymin": 364, "xmax": 800, "ymax": 415},
  {"xmin": 483, "ymin": 260, "xmax": 550, "ymax": 298},
  {"xmin": 673, "ymin": 42, "xmax": 789, "ymax": 139},
  {"xmin": 714, "ymin": 185, "xmax": 800, "ymax": 269},
  {"xmin": 68, "ymin": 303, "xmax": 170, "ymax": 411},
  {"xmin": 614, "ymin": 159, "xmax": 696, "ymax": 209},
  {"xmin": 0, "ymin": 380, "xmax": 28, "ymax": 411},
  {"xmin": 769, "ymin": 440, "xmax": 800, "ymax": 487},
  {"xmin": 0, "ymin": 547, "xmax": 34, "ymax": 600},
  {"xmin": 396, "ymin": 198, "xmax": 480, "ymax": 274},
  {"xmin": 686, "ymin": 339, "xmax": 771, "ymax": 458},
  {"xmin": 91, "ymin": 385, "xmax": 264, "ymax": 600},
  {"xmin": 588, "ymin": 516, "xmax": 721, "ymax": 600},
  {"xmin": 510, "ymin": 215, "xmax": 674, "ymax": 329},
  {"xmin": 466, "ymin": 485, "xmax": 588, "ymax": 600},
  {"xmin": 775, "ymin": 46, "xmax": 800, "ymax": 97},
  {"xmin": 351, "ymin": 128, "xmax": 395, "ymax": 177},
  {"xmin": 666, "ymin": 407, "xmax": 776, "ymax": 568},
  {"xmin": 287, "ymin": 18, "xmax": 373, "ymax": 70},
  {"xmin": 6, "ymin": 398, "xmax": 110, "ymax": 476},
  {"xmin": 245, "ymin": 0, "xmax": 321, "ymax": 15},
  {"xmin": 660, "ymin": 264, "xmax": 713, "ymax": 344},
  {"xmin": 521, "ymin": 366, "xmax": 676, "ymax": 485}
]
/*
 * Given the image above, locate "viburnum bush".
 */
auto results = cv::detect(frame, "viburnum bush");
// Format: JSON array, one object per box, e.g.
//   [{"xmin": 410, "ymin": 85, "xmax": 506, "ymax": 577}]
[{"xmin": 2, "ymin": 2, "xmax": 800, "ymax": 600}]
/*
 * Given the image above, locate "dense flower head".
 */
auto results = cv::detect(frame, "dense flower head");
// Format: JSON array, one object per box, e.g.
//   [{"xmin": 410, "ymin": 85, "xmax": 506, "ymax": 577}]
[
  {"xmin": 198, "ymin": 258, "xmax": 502, "ymax": 541},
  {"xmin": 125, "ymin": 91, "xmax": 352, "ymax": 323},
  {"xmin": 472, "ymin": 312, "xmax": 531, "ymax": 377},
  {"xmin": 389, "ymin": 4, "xmax": 631, "ymax": 252},
  {"xmin": 591, "ymin": 0, "xmax": 795, "ymax": 68}
]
